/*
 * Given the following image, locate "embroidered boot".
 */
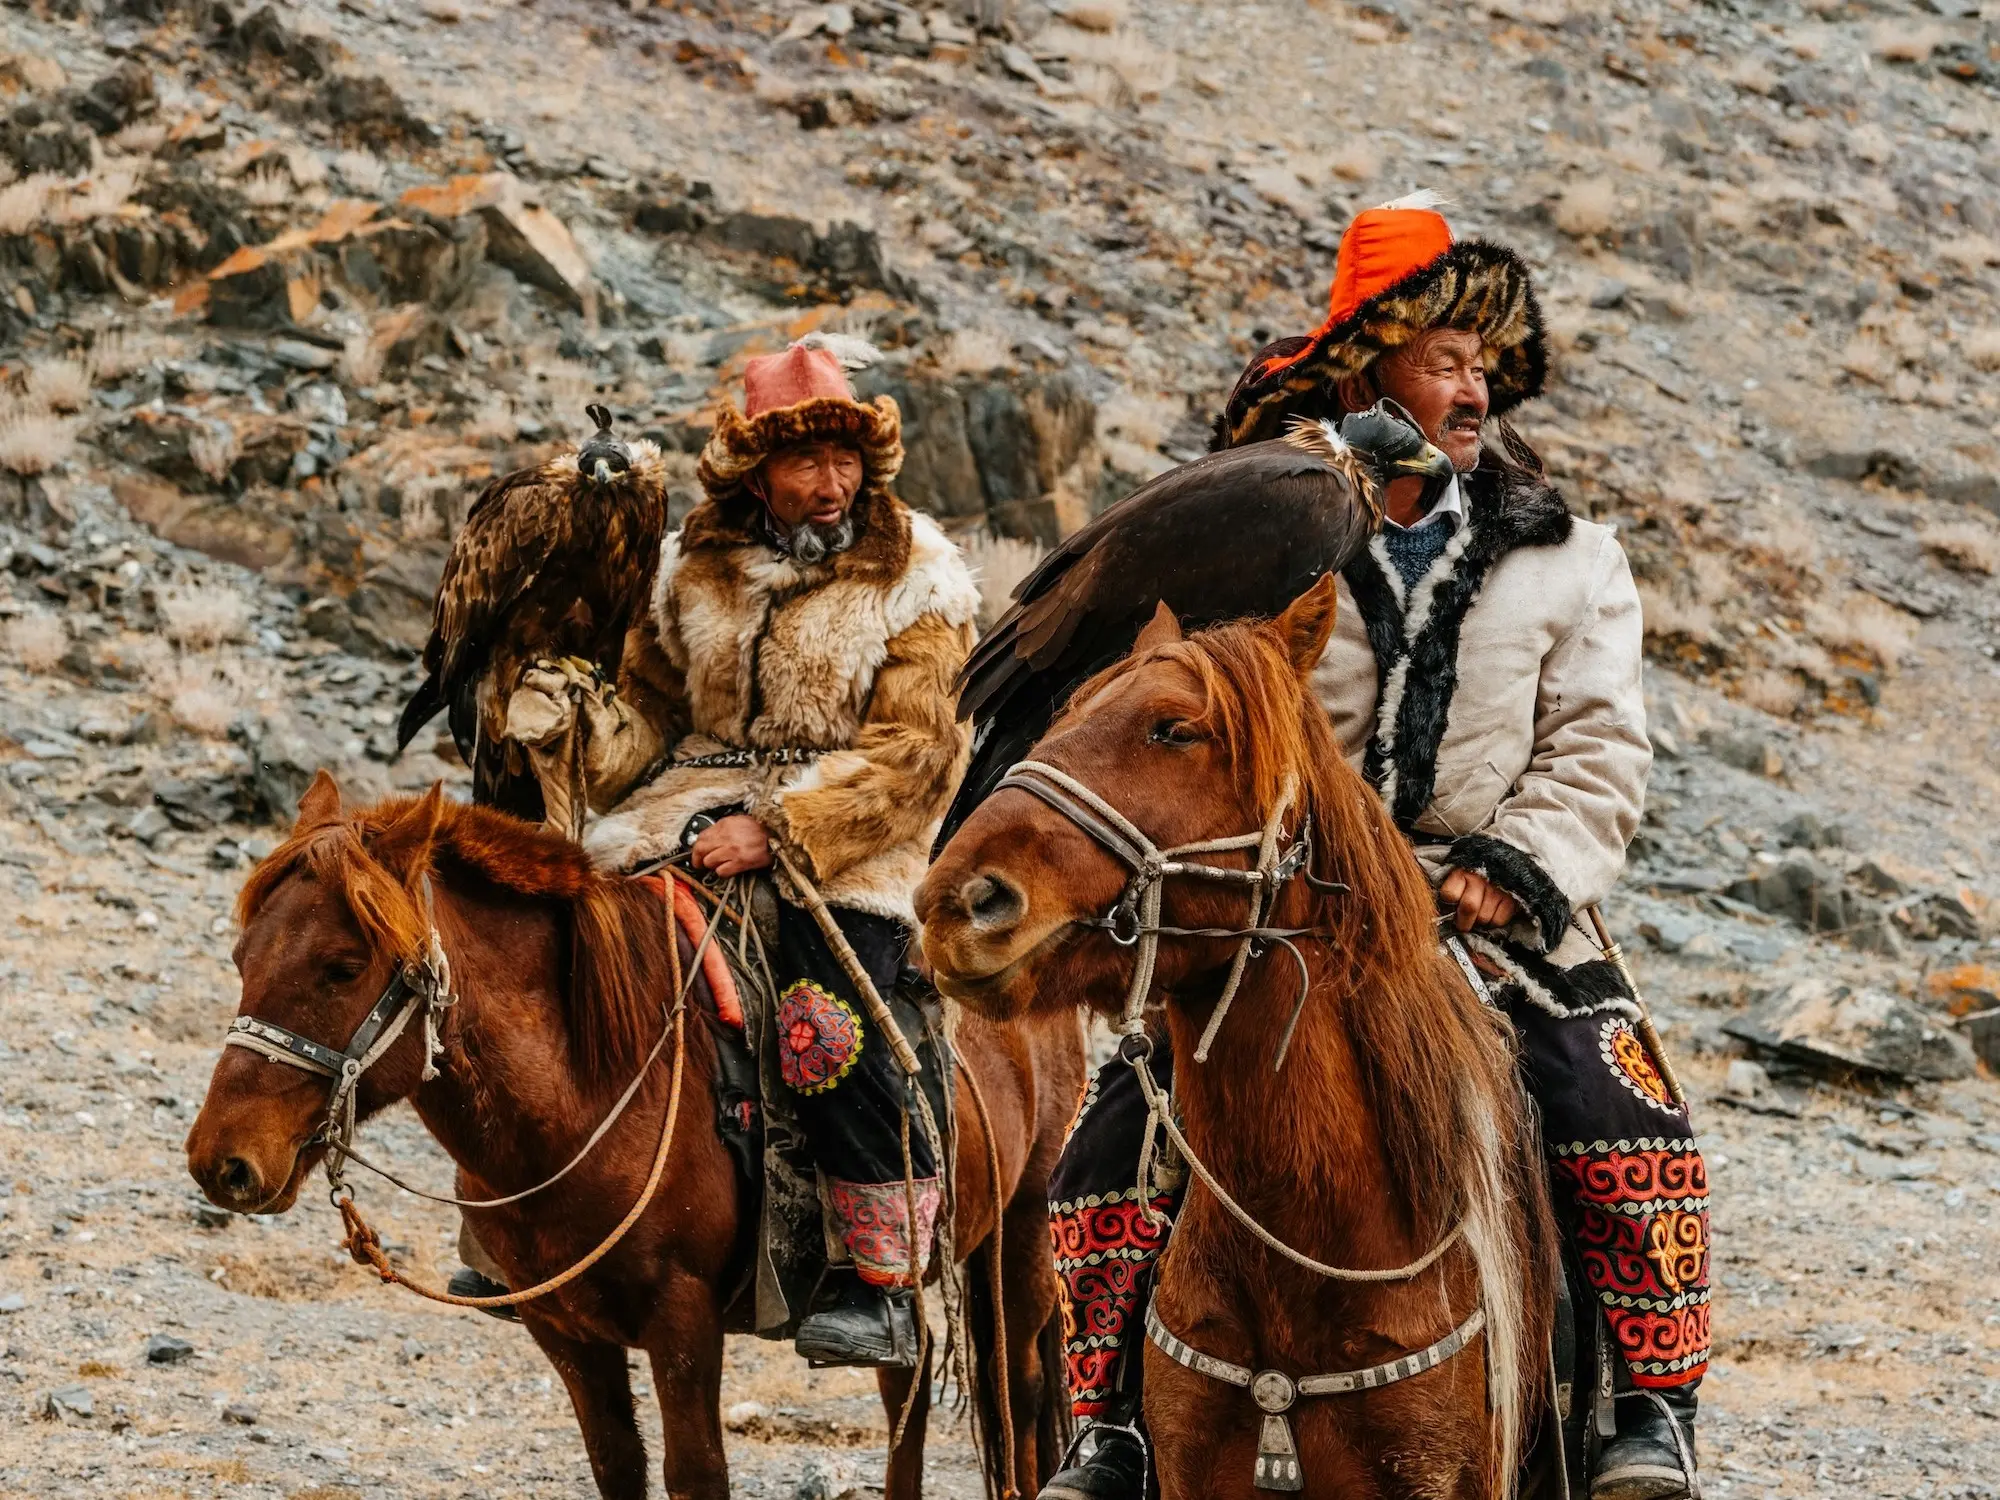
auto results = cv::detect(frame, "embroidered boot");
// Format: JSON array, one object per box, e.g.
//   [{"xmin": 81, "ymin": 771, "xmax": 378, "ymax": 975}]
[
  {"xmin": 794, "ymin": 1177, "xmax": 940, "ymax": 1368},
  {"xmin": 1038, "ymin": 1391, "xmax": 1149, "ymax": 1500},
  {"xmin": 1593, "ymin": 1381, "xmax": 1699, "ymax": 1500}
]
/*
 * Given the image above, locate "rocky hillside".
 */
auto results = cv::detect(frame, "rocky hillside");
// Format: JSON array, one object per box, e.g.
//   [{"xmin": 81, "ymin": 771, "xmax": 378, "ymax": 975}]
[{"xmin": 4, "ymin": 0, "xmax": 2000, "ymax": 1496}]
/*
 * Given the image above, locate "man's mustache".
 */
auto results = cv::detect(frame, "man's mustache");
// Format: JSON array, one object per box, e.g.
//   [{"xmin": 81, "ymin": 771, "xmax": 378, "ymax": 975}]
[{"xmin": 1438, "ymin": 405, "xmax": 1485, "ymax": 435}]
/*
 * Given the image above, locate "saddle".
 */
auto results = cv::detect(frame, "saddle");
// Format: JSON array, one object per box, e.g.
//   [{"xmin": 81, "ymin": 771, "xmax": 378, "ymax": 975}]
[{"xmin": 655, "ymin": 869, "xmax": 955, "ymax": 1340}]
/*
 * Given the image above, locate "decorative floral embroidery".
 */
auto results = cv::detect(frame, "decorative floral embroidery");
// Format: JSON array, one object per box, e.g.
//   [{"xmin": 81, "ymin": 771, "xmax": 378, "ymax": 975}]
[
  {"xmin": 1600, "ymin": 1017, "xmax": 1674, "ymax": 1112},
  {"xmin": 828, "ymin": 1177, "xmax": 940, "ymax": 1287},
  {"xmin": 776, "ymin": 980, "xmax": 863, "ymax": 1094}
]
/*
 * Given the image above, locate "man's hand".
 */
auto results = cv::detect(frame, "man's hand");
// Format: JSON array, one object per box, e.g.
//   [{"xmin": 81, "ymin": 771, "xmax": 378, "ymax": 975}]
[
  {"xmin": 1439, "ymin": 868, "xmax": 1518, "ymax": 933},
  {"xmin": 690, "ymin": 814, "xmax": 773, "ymax": 877}
]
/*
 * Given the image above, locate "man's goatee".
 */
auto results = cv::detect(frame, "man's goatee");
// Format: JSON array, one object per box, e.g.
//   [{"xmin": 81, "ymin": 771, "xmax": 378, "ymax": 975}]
[{"xmin": 776, "ymin": 514, "xmax": 857, "ymax": 565}]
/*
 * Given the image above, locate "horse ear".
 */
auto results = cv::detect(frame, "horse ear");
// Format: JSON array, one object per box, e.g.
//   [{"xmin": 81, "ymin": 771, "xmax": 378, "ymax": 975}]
[
  {"xmin": 372, "ymin": 783, "xmax": 446, "ymax": 880},
  {"xmin": 1133, "ymin": 599, "xmax": 1184, "ymax": 654},
  {"xmin": 1276, "ymin": 574, "xmax": 1339, "ymax": 676},
  {"xmin": 294, "ymin": 769, "xmax": 342, "ymax": 834}
]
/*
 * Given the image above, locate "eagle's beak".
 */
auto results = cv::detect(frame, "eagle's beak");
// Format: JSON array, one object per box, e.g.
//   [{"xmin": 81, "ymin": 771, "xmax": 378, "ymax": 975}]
[
  {"xmin": 591, "ymin": 458, "xmax": 612, "ymax": 483},
  {"xmin": 1386, "ymin": 443, "xmax": 1457, "ymax": 484}
]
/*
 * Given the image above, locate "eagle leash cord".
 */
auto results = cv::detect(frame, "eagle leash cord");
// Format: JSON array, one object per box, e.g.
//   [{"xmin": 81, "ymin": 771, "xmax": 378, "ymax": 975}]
[{"xmin": 337, "ymin": 878, "xmax": 689, "ymax": 1311}]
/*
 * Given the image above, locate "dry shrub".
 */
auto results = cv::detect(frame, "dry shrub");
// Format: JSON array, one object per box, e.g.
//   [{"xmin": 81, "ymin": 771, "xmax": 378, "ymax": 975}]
[
  {"xmin": 1329, "ymin": 138, "xmax": 1381, "ymax": 183},
  {"xmin": 1773, "ymin": 118, "xmax": 1820, "ymax": 152},
  {"xmin": 0, "ymin": 406, "xmax": 79, "ymax": 474},
  {"xmin": 111, "ymin": 120, "xmax": 168, "ymax": 155},
  {"xmin": 1743, "ymin": 507, "xmax": 1821, "ymax": 587},
  {"xmin": 0, "ymin": 51, "xmax": 66, "ymax": 93},
  {"xmin": 1961, "ymin": 329, "xmax": 2000, "ymax": 372},
  {"xmin": 1052, "ymin": 0, "xmax": 1128, "ymax": 29},
  {"xmin": 1807, "ymin": 592, "xmax": 1917, "ymax": 673},
  {"xmin": 1920, "ymin": 519, "xmax": 2000, "ymax": 576},
  {"xmin": 1553, "ymin": 180, "xmax": 1617, "ymax": 239},
  {"xmin": 1098, "ymin": 390, "xmax": 1181, "ymax": 478},
  {"xmin": 1638, "ymin": 581, "xmax": 1716, "ymax": 645},
  {"xmin": 962, "ymin": 531, "xmax": 1047, "ymax": 627},
  {"xmin": 283, "ymin": 145, "xmax": 329, "ymax": 189},
  {"xmin": 938, "ymin": 327, "xmax": 1013, "ymax": 376},
  {"xmin": 1729, "ymin": 57, "xmax": 1777, "ymax": 94},
  {"xmin": 0, "ymin": 172, "xmax": 61, "ymax": 235},
  {"xmin": 1739, "ymin": 669, "xmax": 1805, "ymax": 719},
  {"xmin": 5, "ymin": 610, "xmax": 68, "ymax": 672},
  {"xmin": 146, "ymin": 652, "xmax": 249, "ymax": 739},
  {"xmin": 337, "ymin": 330, "xmax": 386, "ymax": 388},
  {"xmin": 26, "ymin": 356, "xmax": 90, "ymax": 413},
  {"xmin": 188, "ymin": 421, "xmax": 240, "ymax": 485},
  {"xmin": 1846, "ymin": 123, "xmax": 1893, "ymax": 165},
  {"xmin": 1049, "ymin": 26, "xmax": 1177, "ymax": 101},
  {"xmin": 1872, "ymin": 23, "xmax": 1948, "ymax": 62},
  {"xmin": 53, "ymin": 163, "xmax": 141, "ymax": 225},
  {"xmin": 158, "ymin": 584, "xmax": 252, "ymax": 648},
  {"xmin": 333, "ymin": 149, "xmax": 387, "ymax": 195}
]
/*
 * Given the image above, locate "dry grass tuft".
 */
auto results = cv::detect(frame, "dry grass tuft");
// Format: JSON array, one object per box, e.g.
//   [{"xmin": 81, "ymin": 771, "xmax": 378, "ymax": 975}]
[
  {"xmin": 53, "ymin": 163, "xmax": 141, "ymax": 225},
  {"xmin": 5, "ymin": 610, "xmax": 68, "ymax": 673},
  {"xmin": 1, "ymin": 51, "xmax": 67, "ymax": 93},
  {"xmin": 0, "ymin": 172, "xmax": 61, "ymax": 235},
  {"xmin": 284, "ymin": 145, "xmax": 329, "ymax": 189},
  {"xmin": 962, "ymin": 531, "xmax": 1047, "ymax": 628},
  {"xmin": 188, "ymin": 421, "xmax": 240, "ymax": 485},
  {"xmin": 1838, "ymin": 334, "xmax": 1894, "ymax": 385},
  {"xmin": 239, "ymin": 164, "xmax": 292, "ymax": 209},
  {"xmin": 1328, "ymin": 138, "xmax": 1381, "ymax": 183},
  {"xmin": 1739, "ymin": 669, "xmax": 1806, "ymax": 719},
  {"xmin": 1049, "ymin": 26, "xmax": 1177, "ymax": 101},
  {"xmin": 334, "ymin": 149, "xmax": 387, "ymax": 196},
  {"xmin": 1638, "ymin": 580, "xmax": 1717, "ymax": 645},
  {"xmin": 26, "ymin": 356, "xmax": 91, "ymax": 413},
  {"xmin": 0, "ymin": 406, "xmax": 80, "ymax": 474},
  {"xmin": 1872, "ymin": 23, "xmax": 1948, "ymax": 62},
  {"xmin": 1051, "ymin": 0, "xmax": 1129, "ymax": 31},
  {"xmin": 1920, "ymin": 519, "xmax": 2000, "ymax": 576},
  {"xmin": 111, "ymin": 120, "xmax": 168, "ymax": 155},
  {"xmin": 88, "ymin": 329, "xmax": 185, "ymax": 381},
  {"xmin": 1964, "ymin": 328, "xmax": 2000, "ymax": 373},
  {"xmin": 338, "ymin": 331, "xmax": 386, "ymax": 389},
  {"xmin": 1939, "ymin": 235, "xmax": 2000, "ymax": 273},
  {"xmin": 1808, "ymin": 592, "xmax": 1917, "ymax": 673},
  {"xmin": 1552, "ymin": 180, "xmax": 1617, "ymax": 239},
  {"xmin": 159, "ymin": 584, "xmax": 253, "ymax": 649},
  {"xmin": 938, "ymin": 327, "xmax": 1013, "ymax": 376},
  {"xmin": 146, "ymin": 652, "xmax": 249, "ymax": 739}
]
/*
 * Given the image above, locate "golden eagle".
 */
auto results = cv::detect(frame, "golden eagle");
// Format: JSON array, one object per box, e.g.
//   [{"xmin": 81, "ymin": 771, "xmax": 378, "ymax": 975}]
[
  {"xmin": 941, "ymin": 405, "xmax": 1453, "ymax": 841},
  {"xmin": 396, "ymin": 404, "xmax": 670, "ymax": 822}
]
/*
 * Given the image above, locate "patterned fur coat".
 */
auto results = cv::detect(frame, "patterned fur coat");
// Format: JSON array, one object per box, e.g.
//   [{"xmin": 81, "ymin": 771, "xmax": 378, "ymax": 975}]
[
  {"xmin": 1312, "ymin": 461, "xmax": 1652, "ymax": 994},
  {"xmin": 582, "ymin": 489, "xmax": 980, "ymax": 923}
]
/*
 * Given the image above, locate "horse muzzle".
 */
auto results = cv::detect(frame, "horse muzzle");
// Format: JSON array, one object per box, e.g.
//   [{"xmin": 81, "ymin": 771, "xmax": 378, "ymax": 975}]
[{"xmin": 185, "ymin": 1093, "xmax": 322, "ymax": 1215}]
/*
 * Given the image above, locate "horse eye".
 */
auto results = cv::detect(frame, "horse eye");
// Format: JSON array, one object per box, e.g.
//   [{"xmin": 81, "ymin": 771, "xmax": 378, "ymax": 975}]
[
  {"xmin": 1148, "ymin": 719, "xmax": 1197, "ymax": 747},
  {"xmin": 325, "ymin": 961, "xmax": 365, "ymax": 985}
]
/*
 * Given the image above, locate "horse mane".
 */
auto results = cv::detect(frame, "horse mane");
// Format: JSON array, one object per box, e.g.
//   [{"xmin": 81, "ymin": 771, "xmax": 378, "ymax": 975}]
[
  {"xmin": 237, "ymin": 797, "xmax": 670, "ymax": 1080},
  {"xmin": 1076, "ymin": 618, "xmax": 1553, "ymax": 1484}
]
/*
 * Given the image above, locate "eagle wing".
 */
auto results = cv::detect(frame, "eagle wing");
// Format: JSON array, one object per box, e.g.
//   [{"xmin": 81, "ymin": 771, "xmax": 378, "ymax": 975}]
[{"xmin": 942, "ymin": 434, "xmax": 1379, "ymax": 842}]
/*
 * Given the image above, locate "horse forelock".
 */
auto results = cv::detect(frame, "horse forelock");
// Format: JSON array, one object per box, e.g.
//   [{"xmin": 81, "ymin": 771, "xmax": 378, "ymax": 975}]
[{"xmin": 236, "ymin": 796, "xmax": 669, "ymax": 1079}]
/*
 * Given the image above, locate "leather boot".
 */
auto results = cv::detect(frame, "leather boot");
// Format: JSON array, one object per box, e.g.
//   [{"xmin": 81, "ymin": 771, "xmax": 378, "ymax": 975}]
[
  {"xmin": 1593, "ymin": 1381, "xmax": 1699, "ymax": 1500},
  {"xmin": 1038, "ymin": 1393, "xmax": 1148, "ymax": 1500},
  {"xmin": 794, "ymin": 1270, "xmax": 919, "ymax": 1369}
]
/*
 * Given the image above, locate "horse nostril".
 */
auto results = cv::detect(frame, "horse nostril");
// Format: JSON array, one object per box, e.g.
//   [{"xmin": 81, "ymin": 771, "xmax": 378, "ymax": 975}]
[
  {"xmin": 219, "ymin": 1157, "xmax": 258, "ymax": 1204},
  {"xmin": 963, "ymin": 873, "xmax": 1025, "ymax": 932}
]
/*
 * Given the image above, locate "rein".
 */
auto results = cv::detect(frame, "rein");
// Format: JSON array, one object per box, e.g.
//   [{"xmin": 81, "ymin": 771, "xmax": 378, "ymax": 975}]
[{"xmin": 222, "ymin": 871, "xmax": 694, "ymax": 1312}]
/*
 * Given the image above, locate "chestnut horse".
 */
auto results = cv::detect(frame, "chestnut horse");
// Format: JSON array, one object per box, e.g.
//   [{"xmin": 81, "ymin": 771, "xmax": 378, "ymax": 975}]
[
  {"xmin": 187, "ymin": 772, "xmax": 1084, "ymax": 1500},
  {"xmin": 917, "ymin": 577, "xmax": 1558, "ymax": 1499}
]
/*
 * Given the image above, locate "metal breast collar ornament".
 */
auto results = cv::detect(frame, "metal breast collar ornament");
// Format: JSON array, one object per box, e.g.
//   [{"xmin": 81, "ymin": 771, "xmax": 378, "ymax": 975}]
[
  {"xmin": 222, "ymin": 875, "xmax": 458, "ymax": 1200},
  {"xmin": 994, "ymin": 758, "xmax": 1485, "ymax": 1493}
]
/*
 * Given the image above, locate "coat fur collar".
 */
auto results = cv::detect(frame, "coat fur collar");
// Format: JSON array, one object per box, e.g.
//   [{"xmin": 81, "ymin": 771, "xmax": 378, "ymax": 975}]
[{"xmin": 1343, "ymin": 463, "xmax": 1572, "ymax": 830}]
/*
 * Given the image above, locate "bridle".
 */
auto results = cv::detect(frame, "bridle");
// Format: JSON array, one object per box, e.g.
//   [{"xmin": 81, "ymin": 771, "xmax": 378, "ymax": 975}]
[
  {"xmin": 994, "ymin": 759, "xmax": 1330, "ymax": 1068},
  {"xmin": 993, "ymin": 755, "xmax": 1482, "ymax": 1491},
  {"xmin": 223, "ymin": 875, "xmax": 458, "ymax": 1200}
]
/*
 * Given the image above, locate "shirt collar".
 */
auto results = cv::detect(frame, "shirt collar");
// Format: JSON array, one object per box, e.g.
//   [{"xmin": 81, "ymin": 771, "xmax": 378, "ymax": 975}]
[{"xmin": 1383, "ymin": 474, "xmax": 1464, "ymax": 533}]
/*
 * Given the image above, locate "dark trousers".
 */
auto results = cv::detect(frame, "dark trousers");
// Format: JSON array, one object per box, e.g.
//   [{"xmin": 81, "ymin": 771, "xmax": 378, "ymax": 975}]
[
  {"xmin": 770, "ymin": 901, "xmax": 939, "ymax": 1286},
  {"xmin": 1047, "ymin": 992, "xmax": 1711, "ymax": 1419}
]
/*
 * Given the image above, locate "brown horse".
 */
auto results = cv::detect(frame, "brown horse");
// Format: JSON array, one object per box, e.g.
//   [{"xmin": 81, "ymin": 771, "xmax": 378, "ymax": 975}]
[
  {"xmin": 186, "ymin": 772, "xmax": 1084, "ymax": 1500},
  {"xmin": 917, "ymin": 577, "xmax": 1558, "ymax": 1499}
]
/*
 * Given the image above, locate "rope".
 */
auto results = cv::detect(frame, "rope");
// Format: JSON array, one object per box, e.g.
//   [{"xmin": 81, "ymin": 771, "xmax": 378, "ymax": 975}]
[
  {"xmin": 1129, "ymin": 1047, "xmax": 1464, "ymax": 1284},
  {"xmin": 338, "ymin": 889, "xmax": 688, "ymax": 1311},
  {"xmin": 957, "ymin": 1054, "xmax": 1018, "ymax": 1500}
]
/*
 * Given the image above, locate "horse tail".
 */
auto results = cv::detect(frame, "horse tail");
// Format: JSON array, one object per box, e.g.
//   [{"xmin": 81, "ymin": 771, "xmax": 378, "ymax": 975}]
[
  {"xmin": 1457, "ymin": 1045, "xmax": 1559, "ymax": 1499},
  {"xmin": 963, "ymin": 1237, "xmax": 1010, "ymax": 1500}
]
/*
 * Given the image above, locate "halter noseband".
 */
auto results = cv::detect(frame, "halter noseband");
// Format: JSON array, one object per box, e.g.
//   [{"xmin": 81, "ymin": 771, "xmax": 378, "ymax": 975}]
[
  {"xmin": 222, "ymin": 875, "xmax": 457, "ymax": 1199},
  {"xmin": 993, "ymin": 759, "xmax": 1329, "ymax": 1065}
]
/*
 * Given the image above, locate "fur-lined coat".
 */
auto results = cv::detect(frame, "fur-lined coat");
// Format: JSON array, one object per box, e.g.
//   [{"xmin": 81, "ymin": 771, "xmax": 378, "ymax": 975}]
[
  {"xmin": 581, "ymin": 489, "xmax": 980, "ymax": 923},
  {"xmin": 1313, "ymin": 463, "xmax": 1651, "ymax": 984}
]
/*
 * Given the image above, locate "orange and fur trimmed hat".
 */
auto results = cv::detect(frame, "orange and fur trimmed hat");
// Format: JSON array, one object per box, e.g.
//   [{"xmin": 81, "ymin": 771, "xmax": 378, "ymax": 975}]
[
  {"xmin": 697, "ymin": 333, "xmax": 904, "ymax": 507},
  {"xmin": 1212, "ymin": 192, "xmax": 1547, "ymax": 450}
]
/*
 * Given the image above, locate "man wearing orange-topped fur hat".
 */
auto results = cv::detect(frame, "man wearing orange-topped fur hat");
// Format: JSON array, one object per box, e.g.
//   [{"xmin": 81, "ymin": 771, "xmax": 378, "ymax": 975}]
[
  {"xmin": 468, "ymin": 334, "xmax": 981, "ymax": 1369},
  {"xmin": 1041, "ymin": 196, "xmax": 1705, "ymax": 1500}
]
